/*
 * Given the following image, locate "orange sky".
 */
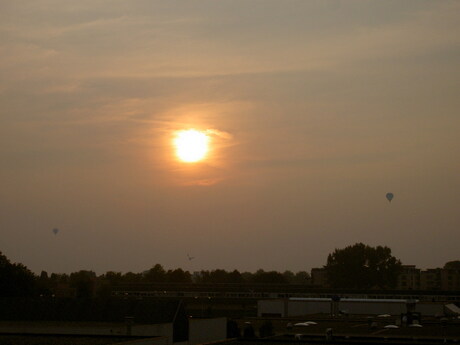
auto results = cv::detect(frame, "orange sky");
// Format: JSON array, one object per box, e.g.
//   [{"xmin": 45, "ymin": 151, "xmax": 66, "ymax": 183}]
[{"xmin": 1, "ymin": 1, "xmax": 459, "ymax": 274}]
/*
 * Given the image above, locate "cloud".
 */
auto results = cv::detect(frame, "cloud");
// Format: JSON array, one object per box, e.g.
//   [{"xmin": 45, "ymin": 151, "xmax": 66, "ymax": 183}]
[
  {"xmin": 181, "ymin": 178, "xmax": 224, "ymax": 186},
  {"xmin": 205, "ymin": 128, "xmax": 233, "ymax": 140}
]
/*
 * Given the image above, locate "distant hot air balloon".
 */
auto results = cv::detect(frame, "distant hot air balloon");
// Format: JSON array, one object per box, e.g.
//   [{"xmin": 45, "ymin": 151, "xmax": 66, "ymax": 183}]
[
  {"xmin": 386, "ymin": 193, "xmax": 394, "ymax": 203},
  {"xmin": 52, "ymin": 228, "xmax": 59, "ymax": 235}
]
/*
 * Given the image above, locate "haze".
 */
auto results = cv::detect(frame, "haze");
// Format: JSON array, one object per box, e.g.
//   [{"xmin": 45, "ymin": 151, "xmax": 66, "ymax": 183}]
[{"xmin": 1, "ymin": 1, "xmax": 459, "ymax": 274}]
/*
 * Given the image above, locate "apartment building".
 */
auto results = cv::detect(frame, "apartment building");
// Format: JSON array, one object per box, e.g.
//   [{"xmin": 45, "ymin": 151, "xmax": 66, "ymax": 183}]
[
  {"xmin": 397, "ymin": 265, "xmax": 421, "ymax": 290},
  {"xmin": 441, "ymin": 269, "xmax": 460, "ymax": 291},
  {"xmin": 420, "ymin": 268, "xmax": 442, "ymax": 290}
]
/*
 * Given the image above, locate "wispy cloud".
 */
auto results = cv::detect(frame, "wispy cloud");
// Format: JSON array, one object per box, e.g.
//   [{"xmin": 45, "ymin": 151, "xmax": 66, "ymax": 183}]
[
  {"xmin": 206, "ymin": 129, "xmax": 233, "ymax": 140},
  {"xmin": 181, "ymin": 178, "xmax": 224, "ymax": 187}
]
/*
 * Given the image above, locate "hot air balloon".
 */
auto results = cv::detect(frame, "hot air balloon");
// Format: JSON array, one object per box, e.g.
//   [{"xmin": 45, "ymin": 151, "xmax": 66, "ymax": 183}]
[
  {"xmin": 386, "ymin": 193, "xmax": 394, "ymax": 203},
  {"xmin": 52, "ymin": 228, "xmax": 59, "ymax": 235}
]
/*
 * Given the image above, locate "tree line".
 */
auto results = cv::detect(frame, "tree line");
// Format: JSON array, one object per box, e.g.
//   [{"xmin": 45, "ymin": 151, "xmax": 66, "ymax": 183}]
[
  {"xmin": 0, "ymin": 251, "xmax": 311, "ymax": 298},
  {"xmin": 2, "ymin": 244, "xmax": 459, "ymax": 299}
]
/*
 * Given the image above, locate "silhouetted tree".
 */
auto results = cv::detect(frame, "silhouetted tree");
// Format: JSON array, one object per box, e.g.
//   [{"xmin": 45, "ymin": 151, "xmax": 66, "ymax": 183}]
[
  {"xmin": 167, "ymin": 268, "xmax": 192, "ymax": 283},
  {"xmin": 195, "ymin": 269, "xmax": 241, "ymax": 283},
  {"xmin": 282, "ymin": 270, "xmax": 295, "ymax": 284},
  {"xmin": 282, "ymin": 270, "xmax": 310, "ymax": 284},
  {"xmin": 241, "ymin": 272, "xmax": 253, "ymax": 283},
  {"xmin": 101, "ymin": 271, "xmax": 123, "ymax": 285},
  {"xmin": 325, "ymin": 243, "xmax": 402, "ymax": 289},
  {"xmin": 0, "ymin": 251, "xmax": 37, "ymax": 297},
  {"xmin": 252, "ymin": 269, "xmax": 287, "ymax": 284},
  {"xmin": 36, "ymin": 270, "xmax": 53, "ymax": 296},
  {"xmin": 143, "ymin": 264, "xmax": 166, "ymax": 282},
  {"xmin": 50, "ymin": 273, "xmax": 69, "ymax": 285},
  {"xmin": 294, "ymin": 271, "xmax": 311, "ymax": 284},
  {"xmin": 228, "ymin": 269, "xmax": 244, "ymax": 283},
  {"xmin": 123, "ymin": 272, "xmax": 143, "ymax": 282},
  {"xmin": 211, "ymin": 269, "xmax": 232, "ymax": 283},
  {"xmin": 444, "ymin": 261, "xmax": 460, "ymax": 270},
  {"xmin": 69, "ymin": 270, "xmax": 96, "ymax": 299},
  {"xmin": 95, "ymin": 280, "xmax": 112, "ymax": 299}
]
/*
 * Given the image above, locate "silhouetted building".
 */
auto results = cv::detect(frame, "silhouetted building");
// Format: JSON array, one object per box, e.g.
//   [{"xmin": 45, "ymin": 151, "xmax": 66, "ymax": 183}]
[
  {"xmin": 311, "ymin": 265, "xmax": 459, "ymax": 291},
  {"xmin": 420, "ymin": 268, "xmax": 442, "ymax": 290},
  {"xmin": 397, "ymin": 265, "xmax": 421, "ymax": 290},
  {"xmin": 258, "ymin": 297, "xmax": 446, "ymax": 317},
  {"xmin": 441, "ymin": 268, "xmax": 460, "ymax": 291}
]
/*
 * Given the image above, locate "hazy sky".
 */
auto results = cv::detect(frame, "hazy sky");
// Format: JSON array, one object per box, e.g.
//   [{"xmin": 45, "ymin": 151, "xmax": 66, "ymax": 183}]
[{"xmin": 1, "ymin": 1, "xmax": 459, "ymax": 274}]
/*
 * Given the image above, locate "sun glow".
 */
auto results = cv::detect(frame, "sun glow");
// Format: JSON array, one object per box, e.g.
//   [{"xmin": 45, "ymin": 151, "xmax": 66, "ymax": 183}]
[{"xmin": 174, "ymin": 129, "xmax": 210, "ymax": 163}]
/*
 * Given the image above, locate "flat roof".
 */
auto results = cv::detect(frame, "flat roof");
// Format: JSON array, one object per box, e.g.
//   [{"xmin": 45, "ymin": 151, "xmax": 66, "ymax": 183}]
[{"xmin": 289, "ymin": 298, "xmax": 416, "ymax": 303}]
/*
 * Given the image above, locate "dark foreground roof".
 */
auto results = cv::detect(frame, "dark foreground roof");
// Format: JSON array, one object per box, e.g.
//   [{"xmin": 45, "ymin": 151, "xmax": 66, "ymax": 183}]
[
  {"xmin": 0, "ymin": 334, "xmax": 137, "ymax": 345},
  {"xmin": 0, "ymin": 297, "xmax": 185, "ymax": 324},
  {"xmin": 230, "ymin": 335, "xmax": 458, "ymax": 345}
]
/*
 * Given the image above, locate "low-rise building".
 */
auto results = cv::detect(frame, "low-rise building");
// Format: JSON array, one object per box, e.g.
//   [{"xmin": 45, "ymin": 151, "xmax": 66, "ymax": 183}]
[{"xmin": 258, "ymin": 298, "xmax": 445, "ymax": 317}]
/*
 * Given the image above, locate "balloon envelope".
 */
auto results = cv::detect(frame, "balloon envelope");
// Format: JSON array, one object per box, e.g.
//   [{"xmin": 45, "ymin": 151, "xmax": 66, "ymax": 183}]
[
  {"xmin": 52, "ymin": 228, "xmax": 59, "ymax": 235},
  {"xmin": 386, "ymin": 193, "xmax": 394, "ymax": 202}
]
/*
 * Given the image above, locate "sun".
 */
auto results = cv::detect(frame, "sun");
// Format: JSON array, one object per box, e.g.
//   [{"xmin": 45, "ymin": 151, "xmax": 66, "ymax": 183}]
[{"xmin": 173, "ymin": 129, "xmax": 210, "ymax": 163}]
